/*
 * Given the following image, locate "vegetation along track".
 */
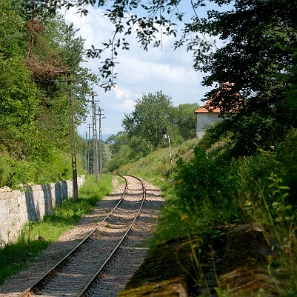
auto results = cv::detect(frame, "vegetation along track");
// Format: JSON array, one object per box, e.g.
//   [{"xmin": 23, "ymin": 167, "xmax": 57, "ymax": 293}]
[{"xmin": 20, "ymin": 175, "xmax": 146, "ymax": 297}]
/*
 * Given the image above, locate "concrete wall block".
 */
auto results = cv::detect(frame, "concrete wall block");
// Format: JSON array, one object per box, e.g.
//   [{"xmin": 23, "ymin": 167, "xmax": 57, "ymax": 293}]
[
  {"xmin": 61, "ymin": 181, "xmax": 69, "ymax": 199},
  {"xmin": 31, "ymin": 184, "xmax": 43, "ymax": 192},
  {"xmin": 43, "ymin": 183, "xmax": 54, "ymax": 215},
  {"xmin": 18, "ymin": 195, "xmax": 27, "ymax": 217},
  {"xmin": 50, "ymin": 183, "xmax": 56, "ymax": 209},
  {"xmin": 12, "ymin": 190, "xmax": 22, "ymax": 200},
  {"xmin": 78, "ymin": 176, "xmax": 85, "ymax": 187},
  {"xmin": 9, "ymin": 198, "xmax": 19, "ymax": 215},
  {"xmin": 54, "ymin": 181, "xmax": 64, "ymax": 206},
  {"xmin": 0, "ymin": 222, "xmax": 3, "ymax": 244},
  {"xmin": 66, "ymin": 180, "xmax": 72, "ymax": 198},
  {"xmin": 1, "ymin": 233, "xmax": 8, "ymax": 245},
  {"xmin": 0, "ymin": 191, "xmax": 13, "ymax": 200},
  {"xmin": 0, "ymin": 176, "xmax": 85, "ymax": 246},
  {"xmin": 9, "ymin": 228, "xmax": 19, "ymax": 243},
  {"xmin": 0, "ymin": 200, "xmax": 8, "ymax": 215}
]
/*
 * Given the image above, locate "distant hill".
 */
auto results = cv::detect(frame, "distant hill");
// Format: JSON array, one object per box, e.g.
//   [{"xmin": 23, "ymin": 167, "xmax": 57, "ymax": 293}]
[{"xmin": 102, "ymin": 134, "xmax": 112, "ymax": 141}]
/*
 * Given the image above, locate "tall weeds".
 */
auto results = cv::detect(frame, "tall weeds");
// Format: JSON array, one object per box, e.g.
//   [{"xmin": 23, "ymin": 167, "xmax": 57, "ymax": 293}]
[
  {"xmin": 119, "ymin": 129, "xmax": 297, "ymax": 295},
  {"xmin": 243, "ymin": 175, "xmax": 297, "ymax": 295}
]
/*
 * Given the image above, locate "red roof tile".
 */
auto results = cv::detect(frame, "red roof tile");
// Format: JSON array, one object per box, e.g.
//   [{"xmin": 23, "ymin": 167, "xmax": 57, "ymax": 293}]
[
  {"xmin": 195, "ymin": 82, "xmax": 243, "ymax": 114},
  {"xmin": 195, "ymin": 107, "xmax": 220, "ymax": 113}
]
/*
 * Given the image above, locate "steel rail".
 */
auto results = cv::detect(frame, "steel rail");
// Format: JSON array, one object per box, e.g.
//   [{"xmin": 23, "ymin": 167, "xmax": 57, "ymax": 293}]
[
  {"xmin": 20, "ymin": 176, "xmax": 129, "ymax": 297},
  {"xmin": 78, "ymin": 175, "xmax": 146, "ymax": 296}
]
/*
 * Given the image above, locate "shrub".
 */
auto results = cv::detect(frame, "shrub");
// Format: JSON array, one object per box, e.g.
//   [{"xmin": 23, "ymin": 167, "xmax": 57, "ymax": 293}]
[
  {"xmin": 275, "ymin": 129, "xmax": 297, "ymax": 202},
  {"xmin": 173, "ymin": 146, "xmax": 242, "ymax": 227},
  {"xmin": 0, "ymin": 153, "xmax": 12, "ymax": 187}
]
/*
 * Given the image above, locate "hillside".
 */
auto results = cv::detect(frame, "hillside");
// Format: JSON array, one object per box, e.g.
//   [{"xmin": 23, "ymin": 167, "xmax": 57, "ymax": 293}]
[{"xmin": 114, "ymin": 131, "xmax": 297, "ymax": 296}]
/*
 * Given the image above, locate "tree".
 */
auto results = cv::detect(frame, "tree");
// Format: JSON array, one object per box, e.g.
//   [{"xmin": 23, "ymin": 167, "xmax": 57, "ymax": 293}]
[
  {"xmin": 35, "ymin": 0, "xmax": 199, "ymax": 90},
  {"xmin": 176, "ymin": 103, "xmax": 200, "ymax": 140},
  {"xmin": 25, "ymin": 1, "xmax": 296, "ymax": 89},
  {"xmin": 106, "ymin": 131, "xmax": 129, "ymax": 155},
  {"xmin": 282, "ymin": 44, "xmax": 297, "ymax": 128},
  {"xmin": 122, "ymin": 91, "xmax": 184, "ymax": 153},
  {"xmin": 173, "ymin": 0, "xmax": 297, "ymax": 154},
  {"xmin": 195, "ymin": 0, "xmax": 296, "ymax": 105},
  {"xmin": 105, "ymin": 143, "xmax": 132, "ymax": 172},
  {"xmin": 0, "ymin": 0, "xmax": 26, "ymax": 58},
  {"xmin": 105, "ymin": 98, "xmax": 198, "ymax": 169},
  {"xmin": 0, "ymin": 0, "xmax": 38, "ymax": 158},
  {"xmin": 76, "ymin": 0, "xmax": 297, "ymax": 155},
  {"xmin": 9, "ymin": 0, "xmax": 297, "ymax": 157},
  {"xmin": 0, "ymin": 0, "xmax": 99, "ymax": 187},
  {"xmin": 11, "ymin": 0, "xmax": 61, "ymax": 58},
  {"xmin": 30, "ymin": 16, "xmax": 98, "ymax": 150}
]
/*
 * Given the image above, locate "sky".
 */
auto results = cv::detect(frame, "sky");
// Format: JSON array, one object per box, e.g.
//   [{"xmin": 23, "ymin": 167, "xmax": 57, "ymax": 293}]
[{"xmin": 64, "ymin": 3, "xmax": 219, "ymax": 137}]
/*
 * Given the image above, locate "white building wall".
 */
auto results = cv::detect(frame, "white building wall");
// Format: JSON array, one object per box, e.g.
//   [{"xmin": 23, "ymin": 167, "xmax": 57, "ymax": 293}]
[{"xmin": 196, "ymin": 112, "xmax": 221, "ymax": 139}]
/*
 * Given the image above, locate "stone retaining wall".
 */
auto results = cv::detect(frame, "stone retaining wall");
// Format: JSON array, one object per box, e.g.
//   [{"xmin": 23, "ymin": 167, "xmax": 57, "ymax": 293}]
[{"xmin": 0, "ymin": 176, "xmax": 85, "ymax": 246}]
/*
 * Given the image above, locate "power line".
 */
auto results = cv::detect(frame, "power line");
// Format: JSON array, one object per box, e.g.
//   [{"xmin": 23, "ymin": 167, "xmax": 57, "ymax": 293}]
[{"xmin": 97, "ymin": 106, "xmax": 106, "ymax": 177}]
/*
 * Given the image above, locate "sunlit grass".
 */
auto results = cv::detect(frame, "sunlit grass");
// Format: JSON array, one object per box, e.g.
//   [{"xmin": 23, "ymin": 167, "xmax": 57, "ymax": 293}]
[
  {"xmin": 114, "ymin": 132, "xmax": 297, "ymax": 296},
  {"xmin": 0, "ymin": 237, "xmax": 49, "ymax": 285}
]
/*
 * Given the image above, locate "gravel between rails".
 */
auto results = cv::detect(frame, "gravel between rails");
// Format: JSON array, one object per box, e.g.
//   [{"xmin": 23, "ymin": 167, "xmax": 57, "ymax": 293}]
[
  {"xmin": 0, "ymin": 176, "xmax": 163, "ymax": 297},
  {"xmin": 84, "ymin": 177, "xmax": 163, "ymax": 297}
]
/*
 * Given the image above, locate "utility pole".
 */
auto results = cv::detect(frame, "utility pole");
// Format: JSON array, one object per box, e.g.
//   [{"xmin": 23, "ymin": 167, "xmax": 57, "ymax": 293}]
[
  {"xmin": 97, "ymin": 106, "xmax": 105, "ymax": 177},
  {"xmin": 67, "ymin": 73, "xmax": 78, "ymax": 201},
  {"xmin": 85, "ymin": 131, "xmax": 88, "ymax": 172},
  {"xmin": 91, "ymin": 93, "xmax": 99, "ymax": 183},
  {"xmin": 168, "ymin": 134, "xmax": 173, "ymax": 163},
  {"xmin": 87, "ymin": 124, "xmax": 91, "ymax": 174}
]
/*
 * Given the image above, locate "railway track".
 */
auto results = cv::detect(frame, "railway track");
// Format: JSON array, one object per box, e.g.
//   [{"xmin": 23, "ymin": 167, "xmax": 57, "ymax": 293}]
[{"xmin": 19, "ymin": 175, "xmax": 146, "ymax": 297}]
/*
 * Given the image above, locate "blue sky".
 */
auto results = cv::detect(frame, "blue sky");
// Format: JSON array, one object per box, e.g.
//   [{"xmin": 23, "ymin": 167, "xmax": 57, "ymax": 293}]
[{"xmin": 64, "ymin": 2, "xmax": 227, "ymax": 136}]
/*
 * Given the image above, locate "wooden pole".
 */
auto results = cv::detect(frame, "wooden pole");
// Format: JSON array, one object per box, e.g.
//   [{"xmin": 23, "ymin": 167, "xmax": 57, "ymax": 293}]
[{"xmin": 67, "ymin": 73, "xmax": 78, "ymax": 200}]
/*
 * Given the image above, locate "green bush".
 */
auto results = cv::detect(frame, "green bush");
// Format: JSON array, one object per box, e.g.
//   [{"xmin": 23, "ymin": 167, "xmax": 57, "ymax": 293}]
[
  {"xmin": 275, "ymin": 129, "xmax": 297, "ymax": 202},
  {"xmin": 172, "ymin": 146, "xmax": 242, "ymax": 228},
  {"xmin": 0, "ymin": 148, "xmax": 75, "ymax": 189},
  {"xmin": 230, "ymin": 149, "xmax": 283, "ymax": 198},
  {"xmin": 0, "ymin": 153, "xmax": 12, "ymax": 187}
]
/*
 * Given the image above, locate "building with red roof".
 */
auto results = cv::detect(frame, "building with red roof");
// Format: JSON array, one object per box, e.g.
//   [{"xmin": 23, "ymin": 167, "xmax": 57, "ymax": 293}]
[
  {"xmin": 194, "ymin": 105, "xmax": 221, "ymax": 139},
  {"xmin": 194, "ymin": 82, "xmax": 243, "ymax": 139}
]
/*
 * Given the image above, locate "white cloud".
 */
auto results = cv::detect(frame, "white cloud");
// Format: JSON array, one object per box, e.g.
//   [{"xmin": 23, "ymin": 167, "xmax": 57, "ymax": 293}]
[
  {"xmin": 64, "ymin": 5, "xmax": 213, "ymax": 136},
  {"xmin": 113, "ymin": 85, "xmax": 136, "ymax": 100},
  {"xmin": 114, "ymin": 99, "xmax": 135, "ymax": 112}
]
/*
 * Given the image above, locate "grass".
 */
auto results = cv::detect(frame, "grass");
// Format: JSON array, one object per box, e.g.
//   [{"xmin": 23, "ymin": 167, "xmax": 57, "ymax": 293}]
[
  {"xmin": 115, "ymin": 129, "xmax": 297, "ymax": 296},
  {"xmin": 1, "ymin": 129, "xmax": 297, "ymax": 295},
  {"xmin": 0, "ymin": 174, "xmax": 113, "ymax": 285},
  {"xmin": 117, "ymin": 141, "xmax": 242, "ymax": 253},
  {"xmin": 117, "ymin": 138, "xmax": 199, "ymax": 183},
  {"xmin": 243, "ymin": 174, "xmax": 297, "ymax": 295},
  {"xmin": 0, "ymin": 237, "xmax": 49, "ymax": 285}
]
